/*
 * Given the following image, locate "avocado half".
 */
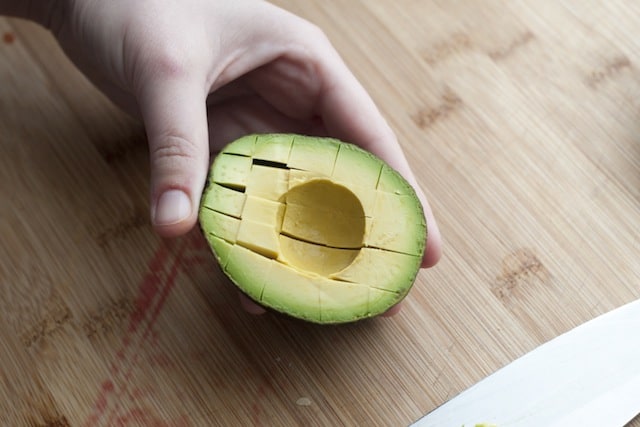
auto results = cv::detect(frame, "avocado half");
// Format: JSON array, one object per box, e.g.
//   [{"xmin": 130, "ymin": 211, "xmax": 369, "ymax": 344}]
[{"xmin": 199, "ymin": 134, "xmax": 426, "ymax": 324}]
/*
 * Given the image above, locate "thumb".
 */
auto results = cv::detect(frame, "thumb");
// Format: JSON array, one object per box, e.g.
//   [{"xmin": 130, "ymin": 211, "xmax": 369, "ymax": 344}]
[{"xmin": 137, "ymin": 76, "xmax": 209, "ymax": 237}]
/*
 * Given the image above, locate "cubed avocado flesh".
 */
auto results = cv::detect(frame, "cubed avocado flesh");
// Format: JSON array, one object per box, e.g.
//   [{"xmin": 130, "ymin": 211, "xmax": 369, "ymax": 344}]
[{"xmin": 199, "ymin": 134, "xmax": 426, "ymax": 324}]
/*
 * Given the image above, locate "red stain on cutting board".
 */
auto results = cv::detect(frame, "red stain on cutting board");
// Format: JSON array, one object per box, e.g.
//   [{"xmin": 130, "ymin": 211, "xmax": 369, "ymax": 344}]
[
  {"xmin": 3, "ymin": 32, "xmax": 15, "ymax": 44},
  {"xmin": 83, "ymin": 232, "xmax": 210, "ymax": 426}
]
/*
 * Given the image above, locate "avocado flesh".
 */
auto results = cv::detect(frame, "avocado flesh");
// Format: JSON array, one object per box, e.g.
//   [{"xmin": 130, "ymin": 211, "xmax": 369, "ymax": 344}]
[{"xmin": 199, "ymin": 134, "xmax": 426, "ymax": 324}]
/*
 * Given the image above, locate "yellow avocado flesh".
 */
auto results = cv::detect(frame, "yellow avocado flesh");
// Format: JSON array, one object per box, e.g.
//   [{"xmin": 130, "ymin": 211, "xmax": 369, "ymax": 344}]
[
  {"xmin": 280, "ymin": 180, "xmax": 366, "ymax": 249},
  {"xmin": 199, "ymin": 134, "xmax": 426, "ymax": 324}
]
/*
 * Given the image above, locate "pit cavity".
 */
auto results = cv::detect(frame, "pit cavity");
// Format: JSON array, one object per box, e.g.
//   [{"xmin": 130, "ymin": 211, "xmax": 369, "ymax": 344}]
[{"xmin": 278, "ymin": 179, "xmax": 365, "ymax": 276}]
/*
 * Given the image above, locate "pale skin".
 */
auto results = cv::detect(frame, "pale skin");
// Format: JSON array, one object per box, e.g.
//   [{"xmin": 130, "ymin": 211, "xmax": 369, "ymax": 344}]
[{"xmin": 2, "ymin": 0, "xmax": 442, "ymax": 316}]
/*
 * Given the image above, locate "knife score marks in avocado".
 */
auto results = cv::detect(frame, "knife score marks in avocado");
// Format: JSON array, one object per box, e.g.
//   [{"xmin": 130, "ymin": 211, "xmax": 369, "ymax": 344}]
[{"xmin": 199, "ymin": 134, "xmax": 426, "ymax": 324}]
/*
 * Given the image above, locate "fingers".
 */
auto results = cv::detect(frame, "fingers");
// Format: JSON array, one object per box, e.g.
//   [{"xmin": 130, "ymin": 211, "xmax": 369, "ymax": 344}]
[
  {"xmin": 136, "ymin": 75, "xmax": 209, "ymax": 237},
  {"xmin": 238, "ymin": 292, "xmax": 267, "ymax": 315},
  {"xmin": 417, "ymin": 191, "xmax": 443, "ymax": 268},
  {"xmin": 206, "ymin": 94, "xmax": 327, "ymax": 152},
  {"xmin": 382, "ymin": 302, "xmax": 403, "ymax": 317},
  {"xmin": 225, "ymin": 8, "xmax": 443, "ymax": 268}
]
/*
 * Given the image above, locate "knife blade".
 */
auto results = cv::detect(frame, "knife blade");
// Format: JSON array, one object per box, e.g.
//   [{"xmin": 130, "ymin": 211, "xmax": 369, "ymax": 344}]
[{"xmin": 412, "ymin": 298, "xmax": 640, "ymax": 427}]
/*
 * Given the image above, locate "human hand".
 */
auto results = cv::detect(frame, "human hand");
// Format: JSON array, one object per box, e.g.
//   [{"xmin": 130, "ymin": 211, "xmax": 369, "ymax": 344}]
[{"xmin": 32, "ymin": 0, "xmax": 442, "ymax": 315}]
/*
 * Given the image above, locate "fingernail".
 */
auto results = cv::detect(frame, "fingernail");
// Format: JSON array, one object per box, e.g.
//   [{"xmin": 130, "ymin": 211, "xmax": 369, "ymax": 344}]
[{"xmin": 154, "ymin": 189, "xmax": 192, "ymax": 226}]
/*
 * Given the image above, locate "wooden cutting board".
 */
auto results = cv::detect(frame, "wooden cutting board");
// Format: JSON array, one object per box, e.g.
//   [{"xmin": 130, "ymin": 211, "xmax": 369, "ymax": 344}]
[{"xmin": 1, "ymin": 1, "xmax": 639, "ymax": 425}]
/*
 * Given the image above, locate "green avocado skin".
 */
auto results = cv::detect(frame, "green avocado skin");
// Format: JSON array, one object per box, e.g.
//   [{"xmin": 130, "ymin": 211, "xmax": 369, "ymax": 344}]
[{"xmin": 199, "ymin": 133, "xmax": 426, "ymax": 324}]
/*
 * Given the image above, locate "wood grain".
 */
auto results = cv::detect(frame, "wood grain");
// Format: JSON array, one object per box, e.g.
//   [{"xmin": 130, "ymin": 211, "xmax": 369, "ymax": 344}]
[{"xmin": 1, "ymin": 1, "xmax": 639, "ymax": 425}]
